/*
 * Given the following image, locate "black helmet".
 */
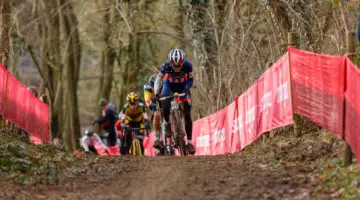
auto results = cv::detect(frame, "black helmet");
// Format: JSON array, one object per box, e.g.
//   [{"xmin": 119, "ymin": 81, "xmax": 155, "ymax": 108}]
[{"xmin": 85, "ymin": 129, "xmax": 94, "ymax": 136}]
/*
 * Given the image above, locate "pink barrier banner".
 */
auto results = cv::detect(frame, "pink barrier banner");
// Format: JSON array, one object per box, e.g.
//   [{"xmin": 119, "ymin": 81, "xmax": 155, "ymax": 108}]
[
  {"xmin": 194, "ymin": 117, "xmax": 211, "ymax": 155},
  {"xmin": 30, "ymin": 135, "xmax": 43, "ymax": 145},
  {"xmin": 238, "ymin": 84, "xmax": 258, "ymax": 150},
  {"xmin": 227, "ymin": 101, "xmax": 240, "ymax": 153},
  {"xmin": 230, "ymin": 53, "xmax": 293, "ymax": 152},
  {"xmin": 208, "ymin": 108, "xmax": 227, "ymax": 155},
  {"xmin": 0, "ymin": 65, "xmax": 7, "ymax": 114},
  {"xmin": 257, "ymin": 54, "xmax": 293, "ymax": 134},
  {"xmin": 344, "ymin": 58, "xmax": 360, "ymax": 162},
  {"xmin": 144, "ymin": 133, "xmax": 156, "ymax": 156},
  {"xmin": 94, "ymin": 141, "xmax": 109, "ymax": 156},
  {"xmin": 0, "ymin": 64, "xmax": 50, "ymax": 143},
  {"xmin": 289, "ymin": 47, "xmax": 345, "ymax": 137}
]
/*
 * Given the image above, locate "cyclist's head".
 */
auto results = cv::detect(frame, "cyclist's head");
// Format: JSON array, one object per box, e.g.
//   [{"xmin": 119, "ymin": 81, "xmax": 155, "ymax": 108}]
[
  {"xmin": 126, "ymin": 92, "xmax": 139, "ymax": 110},
  {"xmin": 106, "ymin": 103, "xmax": 116, "ymax": 112},
  {"xmin": 85, "ymin": 129, "xmax": 94, "ymax": 137},
  {"xmin": 98, "ymin": 98, "xmax": 108, "ymax": 108},
  {"xmin": 168, "ymin": 49, "xmax": 185, "ymax": 70}
]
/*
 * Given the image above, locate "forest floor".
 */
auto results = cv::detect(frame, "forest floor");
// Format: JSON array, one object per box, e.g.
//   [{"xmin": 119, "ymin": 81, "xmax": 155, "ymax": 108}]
[{"xmin": 0, "ymin": 128, "xmax": 359, "ymax": 200}]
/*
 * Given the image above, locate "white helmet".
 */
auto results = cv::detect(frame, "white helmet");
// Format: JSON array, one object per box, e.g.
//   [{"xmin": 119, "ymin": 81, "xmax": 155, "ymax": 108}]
[{"xmin": 168, "ymin": 49, "xmax": 185, "ymax": 67}]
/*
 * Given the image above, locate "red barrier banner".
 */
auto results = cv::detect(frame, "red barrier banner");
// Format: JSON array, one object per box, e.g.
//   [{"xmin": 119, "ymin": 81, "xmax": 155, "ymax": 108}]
[
  {"xmin": 0, "ymin": 64, "xmax": 50, "ymax": 143},
  {"xmin": 209, "ymin": 108, "xmax": 227, "ymax": 155},
  {"xmin": 0, "ymin": 65, "xmax": 7, "ymax": 114},
  {"xmin": 257, "ymin": 53, "xmax": 293, "ymax": 134},
  {"xmin": 194, "ymin": 117, "xmax": 211, "ymax": 155},
  {"xmin": 344, "ymin": 58, "xmax": 360, "ymax": 162},
  {"xmin": 30, "ymin": 135, "xmax": 43, "ymax": 145},
  {"xmin": 237, "ymin": 84, "xmax": 258, "ymax": 150},
  {"xmin": 227, "ymin": 101, "xmax": 240, "ymax": 153},
  {"xmin": 289, "ymin": 47, "xmax": 345, "ymax": 137},
  {"xmin": 144, "ymin": 132, "xmax": 156, "ymax": 156}
]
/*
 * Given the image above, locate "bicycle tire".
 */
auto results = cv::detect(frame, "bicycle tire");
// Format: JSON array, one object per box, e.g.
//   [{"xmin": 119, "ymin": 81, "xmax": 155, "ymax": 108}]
[
  {"xmin": 172, "ymin": 109, "xmax": 187, "ymax": 156},
  {"xmin": 131, "ymin": 138, "xmax": 142, "ymax": 156}
]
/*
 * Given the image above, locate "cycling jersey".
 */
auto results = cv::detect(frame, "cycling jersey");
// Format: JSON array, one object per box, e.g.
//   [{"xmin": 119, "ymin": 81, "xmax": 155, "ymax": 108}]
[
  {"xmin": 160, "ymin": 59, "xmax": 193, "ymax": 96},
  {"xmin": 119, "ymin": 103, "xmax": 149, "ymax": 123}
]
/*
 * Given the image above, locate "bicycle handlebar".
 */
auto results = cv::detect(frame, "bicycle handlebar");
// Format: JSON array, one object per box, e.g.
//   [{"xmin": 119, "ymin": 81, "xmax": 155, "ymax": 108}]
[
  {"xmin": 159, "ymin": 93, "xmax": 187, "ymax": 101},
  {"xmin": 124, "ymin": 127, "xmax": 147, "ymax": 131}
]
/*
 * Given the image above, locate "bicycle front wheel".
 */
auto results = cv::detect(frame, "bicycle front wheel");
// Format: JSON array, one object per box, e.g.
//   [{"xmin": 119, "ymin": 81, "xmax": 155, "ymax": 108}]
[
  {"xmin": 131, "ymin": 138, "xmax": 142, "ymax": 156},
  {"xmin": 172, "ymin": 110, "xmax": 187, "ymax": 156}
]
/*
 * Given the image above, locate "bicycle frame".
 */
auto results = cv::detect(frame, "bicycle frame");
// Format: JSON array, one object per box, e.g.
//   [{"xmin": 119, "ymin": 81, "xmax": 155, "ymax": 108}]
[
  {"xmin": 124, "ymin": 127, "xmax": 147, "ymax": 156},
  {"xmin": 159, "ymin": 93, "xmax": 190, "ymax": 156}
]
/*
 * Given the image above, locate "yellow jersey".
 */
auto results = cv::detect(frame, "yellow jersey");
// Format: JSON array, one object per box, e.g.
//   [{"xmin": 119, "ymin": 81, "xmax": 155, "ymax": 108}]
[{"xmin": 119, "ymin": 103, "xmax": 148, "ymax": 123}]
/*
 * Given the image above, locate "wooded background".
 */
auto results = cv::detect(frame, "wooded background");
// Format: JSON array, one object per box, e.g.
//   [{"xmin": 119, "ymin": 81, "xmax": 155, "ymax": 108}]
[{"xmin": 0, "ymin": 0, "xmax": 359, "ymax": 150}]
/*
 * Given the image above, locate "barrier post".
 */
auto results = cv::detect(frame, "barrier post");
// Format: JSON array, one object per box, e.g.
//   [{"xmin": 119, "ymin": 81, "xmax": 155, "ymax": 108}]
[
  {"xmin": 287, "ymin": 32, "xmax": 301, "ymax": 137},
  {"xmin": 343, "ymin": 31, "xmax": 356, "ymax": 166}
]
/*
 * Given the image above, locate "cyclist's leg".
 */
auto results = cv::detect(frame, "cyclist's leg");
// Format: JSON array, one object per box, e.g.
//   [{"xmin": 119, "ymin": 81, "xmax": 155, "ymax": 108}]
[
  {"xmin": 183, "ymin": 100, "xmax": 195, "ymax": 154},
  {"xmin": 161, "ymin": 85, "xmax": 172, "ymax": 136},
  {"xmin": 89, "ymin": 145, "xmax": 98, "ymax": 155},
  {"xmin": 107, "ymin": 125, "xmax": 117, "ymax": 146},
  {"xmin": 120, "ymin": 121, "xmax": 131, "ymax": 155},
  {"xmin": 182, "ymin": 102, "xmax": 193, "ymax": 142}
]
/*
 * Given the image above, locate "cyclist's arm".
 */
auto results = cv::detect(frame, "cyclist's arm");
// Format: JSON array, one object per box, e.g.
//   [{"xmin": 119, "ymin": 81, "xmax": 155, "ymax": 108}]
[
  {"xmin": 92, "ymin": 116, "xmax": 106, "ymax": 125},
  {"xmin": 185, "ymin": 61, "xmax": 193, "ymax": 90},
  {"xmin": 94, "ymin": 133, "xmax": 107, "ymax": 149},
  {"xmin": 155, "ymin": 66, "xmax": 165, "ymax": 95},
  {"xmin": 81, "ymin": 136, "xmax": 90, "ymax": 151},
  {"xmin": 139, "ymin": 103, "xmax": 149, "ymax": 121}
]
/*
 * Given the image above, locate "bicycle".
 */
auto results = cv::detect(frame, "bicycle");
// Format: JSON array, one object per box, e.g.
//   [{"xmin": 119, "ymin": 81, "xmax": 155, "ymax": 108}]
[
  {"xmin": 153, "ymin": 95, "xmax": 174, "ymax": 156},
  {"xmin": 123, "ymin": 127, "xmax": 149, "ymax": 156},
  {"xmin": 159, "ymin": 92, "xmax": 191, "ymax": 156}
]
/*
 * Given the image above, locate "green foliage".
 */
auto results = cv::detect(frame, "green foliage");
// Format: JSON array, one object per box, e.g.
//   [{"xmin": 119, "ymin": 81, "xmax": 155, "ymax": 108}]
[
  {"xmin": 313, "ymin": 159, "xmax": 360, "ymax": 199},
  {"xmin": 0, "ymin": 134, "xmax": 74, "ymax": 185}
]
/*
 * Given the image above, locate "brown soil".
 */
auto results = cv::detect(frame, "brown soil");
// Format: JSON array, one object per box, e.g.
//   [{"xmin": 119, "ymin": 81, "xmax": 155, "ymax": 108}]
[{"xmin": 0, "ymin": 130, "xmax": 347, "ymax": 200}]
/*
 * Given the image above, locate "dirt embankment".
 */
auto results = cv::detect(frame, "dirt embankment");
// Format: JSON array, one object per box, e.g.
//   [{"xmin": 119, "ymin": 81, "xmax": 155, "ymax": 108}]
[{"xmin": 1, "ymin": 130, "xmax": 358, "ymax": 200}]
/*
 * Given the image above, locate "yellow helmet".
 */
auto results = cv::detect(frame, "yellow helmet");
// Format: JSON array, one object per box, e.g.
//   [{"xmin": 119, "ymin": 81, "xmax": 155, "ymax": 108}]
[{"xmin": 126, "ymin": 92, "xmax": 139, "ymax": 104}]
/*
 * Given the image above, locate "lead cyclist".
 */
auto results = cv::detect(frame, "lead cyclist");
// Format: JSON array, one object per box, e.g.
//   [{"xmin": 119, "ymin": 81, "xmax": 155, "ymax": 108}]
[{"xmin": 154, "ymin": 48, "xmax": 195, "ymax": 155}]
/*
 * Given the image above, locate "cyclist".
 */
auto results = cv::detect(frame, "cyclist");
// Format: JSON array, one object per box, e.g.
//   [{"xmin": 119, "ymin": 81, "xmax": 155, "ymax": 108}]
[
  {"xmin": 115, "ymin": 92, "xmax": 150, "ymax": 155},
  {"xmin": 144, "ymin": 73, "xmax": 163, "ymax": 150},
  {"xmin": 80, "ymin": 129, "xmax": 108, "ymax": 154},
  {"xmin": 92, "ymin": 102, "xmax": 118, "ymax": 146},
  {"xmin": 154, "ymin": 48, "xmax": 195, "ymax": 155}
]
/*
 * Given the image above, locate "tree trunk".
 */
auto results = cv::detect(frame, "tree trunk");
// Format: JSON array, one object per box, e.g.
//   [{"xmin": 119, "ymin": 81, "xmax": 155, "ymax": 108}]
[
  {"xmin": 96, "ymin": 0, "xmax": 116, "ymax": 116},
  {"xmin": 58, "ymin": 0, "xmax": 82, "ymax": 150},
  {"xmin": 0, "ymin": 0, "xmax": 10, "ymax": 68}
]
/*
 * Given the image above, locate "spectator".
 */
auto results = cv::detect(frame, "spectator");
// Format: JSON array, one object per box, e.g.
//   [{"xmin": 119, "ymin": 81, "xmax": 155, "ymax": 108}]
[{"xmin": 357, "ymin": 16, "xmax": 360, "ymax": 42}]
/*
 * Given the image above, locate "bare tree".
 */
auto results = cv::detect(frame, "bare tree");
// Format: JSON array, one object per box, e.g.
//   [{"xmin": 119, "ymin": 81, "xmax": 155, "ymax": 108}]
[{"xmin": 0, "ymin": 0, "xmax": 10, "ymax": 68}]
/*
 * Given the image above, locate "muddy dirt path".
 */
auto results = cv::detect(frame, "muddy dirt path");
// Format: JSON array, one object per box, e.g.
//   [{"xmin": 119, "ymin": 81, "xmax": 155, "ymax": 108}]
[{"xmin": 0, "ymin": 131, "xmax": 344, "ymax": 200}]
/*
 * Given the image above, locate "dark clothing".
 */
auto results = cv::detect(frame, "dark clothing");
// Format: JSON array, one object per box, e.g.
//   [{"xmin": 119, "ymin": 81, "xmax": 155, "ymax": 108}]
[
  {"xmin": 93, "ymin": 106, "xmax": 118, "ymax": 146},
  {"xmin": 357, "ymin": 17, "xmax": 360, "ymax": 42}
]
